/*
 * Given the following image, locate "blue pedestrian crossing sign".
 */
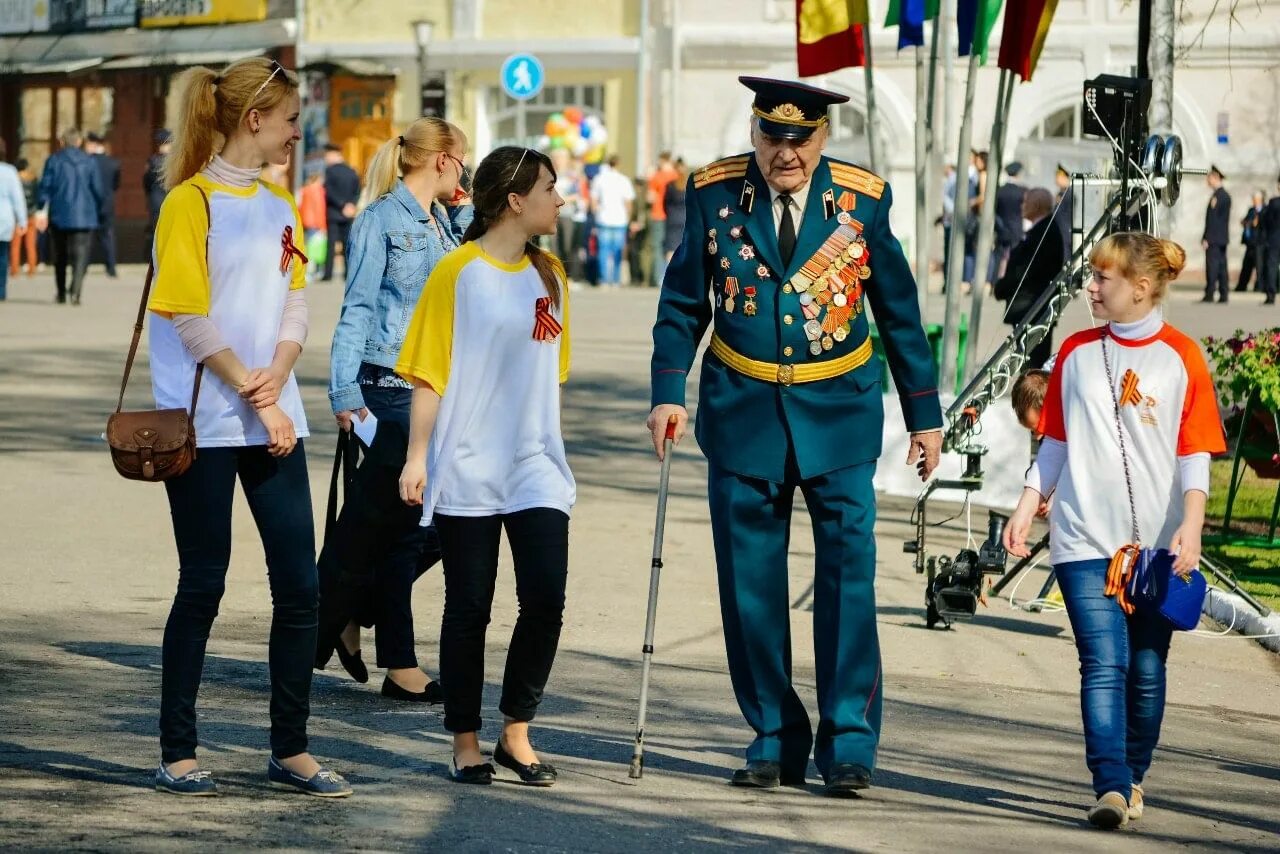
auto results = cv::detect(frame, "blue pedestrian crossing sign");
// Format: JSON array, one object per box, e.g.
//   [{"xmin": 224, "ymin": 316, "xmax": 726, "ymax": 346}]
[{"xmin": 501, "ymin": 53, "xmax": 544, "ymax": 101}]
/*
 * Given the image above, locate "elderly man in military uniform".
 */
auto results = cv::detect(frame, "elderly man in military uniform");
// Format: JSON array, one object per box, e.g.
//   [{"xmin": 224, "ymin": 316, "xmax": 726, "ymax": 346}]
[{"xmin": 645, "ymin": 77, "xmax": 942, "ymax": 797}]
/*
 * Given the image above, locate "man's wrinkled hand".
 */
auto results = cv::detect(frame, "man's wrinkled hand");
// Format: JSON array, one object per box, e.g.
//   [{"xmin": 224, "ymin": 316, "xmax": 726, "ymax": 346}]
[{"xmin": 907, "ymin": 430, "xmax": 943, "ymax": 481}]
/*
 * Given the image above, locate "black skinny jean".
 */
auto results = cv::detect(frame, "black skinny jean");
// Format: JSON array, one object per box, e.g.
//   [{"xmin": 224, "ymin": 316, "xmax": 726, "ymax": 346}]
[
  {"xmin": 435, "ymin": 509, "xmax": 569, "ymax": 734},
  {"xmin": 362, "ymin": 383, "xmax": 442, "ymax": 669},
  {"xmin": 160, "ymin": 443, "xmax": 318, "ymax": 763}
]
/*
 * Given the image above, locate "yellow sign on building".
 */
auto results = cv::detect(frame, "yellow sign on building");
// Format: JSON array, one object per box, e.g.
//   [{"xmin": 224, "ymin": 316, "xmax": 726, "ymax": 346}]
[{"xmin": 139, "ymin": 0, "xmax": 266, "ymax": 28}]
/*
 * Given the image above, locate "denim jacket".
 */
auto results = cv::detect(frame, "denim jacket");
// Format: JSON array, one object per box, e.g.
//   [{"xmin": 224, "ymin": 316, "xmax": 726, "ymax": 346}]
[{"xmin": 329, "ymin": 181, "xmax": 473, "ymax": 413}]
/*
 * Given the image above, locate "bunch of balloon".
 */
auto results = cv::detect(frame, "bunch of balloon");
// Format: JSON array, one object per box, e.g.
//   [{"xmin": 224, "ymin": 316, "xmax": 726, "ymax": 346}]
[{"xmin": 538, "ymin": 107, "xmax": 609, "ymax": 177}]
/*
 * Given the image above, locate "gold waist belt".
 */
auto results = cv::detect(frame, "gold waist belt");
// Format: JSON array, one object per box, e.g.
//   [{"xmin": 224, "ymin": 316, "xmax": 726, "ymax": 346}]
[{"xmin": 708, "ymin": 333, "xmax": 874, "ymax": 386}]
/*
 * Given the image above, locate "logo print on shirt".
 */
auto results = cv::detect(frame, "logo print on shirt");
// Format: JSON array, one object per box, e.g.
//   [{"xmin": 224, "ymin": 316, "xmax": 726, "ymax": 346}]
[
  {"xmin": 532, "ymin": 297, "xmax": 562, "ymax": 341},
  {"xmin": 1119, "ymin": 369, "xmax": 1159, "ymax": 426},
  {"xmin": 279, "ymin": 226, "xmax": 308, "ymax": 275}
]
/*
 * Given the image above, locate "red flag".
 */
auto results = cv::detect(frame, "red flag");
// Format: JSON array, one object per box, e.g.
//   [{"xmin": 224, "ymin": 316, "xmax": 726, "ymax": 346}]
[
  {"xmin": 797, "ymin": 0, "xmax": 867, "ymax": 77},
  {"xmin": 997, "ymin": 0, "xmax": 1058, "ymax": 80}
]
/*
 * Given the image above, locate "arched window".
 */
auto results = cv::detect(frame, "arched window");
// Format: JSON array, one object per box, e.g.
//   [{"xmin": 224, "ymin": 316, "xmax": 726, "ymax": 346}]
[
  {"xmin": 825, "ymin": 102, "xmax": 889, "ymax": 166},
  {"xmin": 1028, "ymin": 104, "xmax": 1081, "ymax": 141}
]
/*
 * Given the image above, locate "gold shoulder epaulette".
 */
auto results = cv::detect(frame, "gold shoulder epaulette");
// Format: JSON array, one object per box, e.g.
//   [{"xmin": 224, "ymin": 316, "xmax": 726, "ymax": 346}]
[
  {"xmin": 828, "ymin": 162, "xmax": 885, "ymax": 200},
  {"xmin": 694, "ymin": 155, "xmax": 750, "ymax": 189}
]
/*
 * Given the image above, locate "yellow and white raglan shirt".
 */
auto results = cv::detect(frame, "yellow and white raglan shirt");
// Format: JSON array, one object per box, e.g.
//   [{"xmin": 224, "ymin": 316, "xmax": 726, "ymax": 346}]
[
  {"xmin": 395, "ymin": 242, "xmax": 574, "ymax": 524},
  {"xmin": 148, "ymin": 174, "xmax": 310, "ymax": 448}
]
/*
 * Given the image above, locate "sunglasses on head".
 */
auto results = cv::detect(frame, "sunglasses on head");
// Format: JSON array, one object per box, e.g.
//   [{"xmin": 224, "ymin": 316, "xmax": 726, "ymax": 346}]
[{"xmin": 249, "ymin": 59, "xmax": 287, "ymax": 104}]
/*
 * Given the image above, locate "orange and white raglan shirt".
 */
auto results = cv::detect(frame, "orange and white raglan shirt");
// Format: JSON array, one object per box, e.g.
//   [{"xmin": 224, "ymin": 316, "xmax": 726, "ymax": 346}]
[
  {"xmin": 1028, "ymin": 312, "xmax": 1226, "ymax": 565},
  {"xmin": 395, "ymin": 242, "xmax": 574, "ymax": 525},
  {"xmin": 147, "ymin": 173, "xmax": 310, "ymax": 448}
]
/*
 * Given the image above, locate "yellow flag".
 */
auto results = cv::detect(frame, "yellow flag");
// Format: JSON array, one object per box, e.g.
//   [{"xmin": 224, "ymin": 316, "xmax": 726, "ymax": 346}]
[{"xmin": 798, "ymin": 0, "xmax": 870, "ymax": 45}]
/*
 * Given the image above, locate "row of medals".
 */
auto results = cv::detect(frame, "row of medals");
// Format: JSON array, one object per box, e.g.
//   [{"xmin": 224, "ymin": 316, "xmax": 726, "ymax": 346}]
[{"xmin": 708, "ymin": 212, "xmax": 872, "ymax": 357}]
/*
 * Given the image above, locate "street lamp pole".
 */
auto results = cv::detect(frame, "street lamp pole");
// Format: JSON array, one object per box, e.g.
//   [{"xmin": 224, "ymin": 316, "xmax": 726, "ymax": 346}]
[{"xmin": 412, "ymin": 19, "xmax": 435, "ymax": 119}]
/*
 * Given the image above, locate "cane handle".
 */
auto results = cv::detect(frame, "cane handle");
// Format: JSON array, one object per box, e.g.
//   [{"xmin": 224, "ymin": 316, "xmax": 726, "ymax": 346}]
[{"xmin": 664, "ymin": 415, "xmax": 678, "ymax": 441}]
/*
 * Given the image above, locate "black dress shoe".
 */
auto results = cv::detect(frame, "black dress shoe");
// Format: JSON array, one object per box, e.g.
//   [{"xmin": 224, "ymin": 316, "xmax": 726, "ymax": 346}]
[
  {"xmin": 823, "ymin": 763, "xmax": 872, "ymax": 797},
  {"xmin": 493, "ymin": 740, "xmax": 557, "ymax": 787},
  {"xmin": 1198, "ymin": 296, "xmax": 1214, "ymax": 303},
  {"xmin": 730, "ymin": 760, "xmax": 806, "ymax": 789},
  {"xmin": 335, "ymin": 642, "xmax": 368, "ymax": 683},
  {"xmin": 380, "ymin": 675, "xmax": 443, "ymax": 703},
  {"xmin": 449, "ymin": 759, "xmax": 494, "ymax": 785}
]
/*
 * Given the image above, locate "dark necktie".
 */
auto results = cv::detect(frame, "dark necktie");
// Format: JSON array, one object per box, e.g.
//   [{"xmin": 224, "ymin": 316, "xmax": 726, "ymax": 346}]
[{"xmin": 778, "ymin": 194, "xmax": 796, "ymax": 267}]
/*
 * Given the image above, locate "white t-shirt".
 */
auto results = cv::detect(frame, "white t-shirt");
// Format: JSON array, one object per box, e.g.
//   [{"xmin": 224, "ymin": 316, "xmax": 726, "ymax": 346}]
[
  {"xmin": 1032, "ymin": 321, "xmax": 1225, "ymax": 564},
  {"xmin": 147, "ymin": 174, "xmax": 310, "ymax": 448},
  {"xmin": 395, "ymin": 242, "xmax": 574, "ymax": 523},
  {"xmin": 590, "ymin": 166, "xmax": 635, "ymax": 228}
]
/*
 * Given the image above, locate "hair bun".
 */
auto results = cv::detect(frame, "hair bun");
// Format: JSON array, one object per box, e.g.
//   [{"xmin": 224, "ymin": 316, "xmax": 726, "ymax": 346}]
[{"xmin": 1160, "ymin": 238, "xmax": 1187, "ymax": 279}]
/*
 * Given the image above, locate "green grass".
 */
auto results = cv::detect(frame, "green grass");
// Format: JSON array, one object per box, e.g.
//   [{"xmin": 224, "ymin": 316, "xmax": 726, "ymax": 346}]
[{"xmin": 1205, "ymin": 460, "xmax": 1280, "ymax": 609}]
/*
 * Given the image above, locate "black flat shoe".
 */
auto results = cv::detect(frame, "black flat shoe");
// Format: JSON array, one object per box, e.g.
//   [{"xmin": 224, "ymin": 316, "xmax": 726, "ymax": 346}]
[
  {"xmin": 336, "ymin": 641, "xmax": 368, "ymax": 684},
  {"xmin": 823, "ymin": 763, "xmax": 872, "ymax": 797},
  {"xmin": 493, "ymin": 740, "xmax": 557, "ymax": 787},
  {"xmin": 380, "ymin": 675, "xmax": 443, "ymax": 703},
  {"xmin": 730, "ymin": 760, "xmax": 806, "ymax": 789},
  {"xmin": 449, "ymin": 759, "xmax": 494, "ymax": 785}
]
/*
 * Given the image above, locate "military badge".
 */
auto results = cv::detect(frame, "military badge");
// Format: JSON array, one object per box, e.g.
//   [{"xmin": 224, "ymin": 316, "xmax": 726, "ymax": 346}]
[
  {"xmin": 720, "ymin": 256, "xmax": 731, "ymax": 270},
  {"xmin": 837, "ymin": 190, "xmax": 857, "ymax": 212},
  {"xmin": 757, "ymin": 263, "xmax": 770, "ymax": 279},
  {"xmin": 822, "ymin": 188, "xmax": 837, "ymax": 220},
  {"xmin": 724, "ymin": 277, "xmax": 740, "ymax": 313},
  {"xmin": 708, "ymin": 239, "xmax": 718, "ymax": 255},
  {"xmin": 730, "ymin": 225, "xmax": 744, "ymax": 240},
  {"xmin": 743, "ymin": 285, "xmax": 757, "ymax": 316},
  {"xmin": 740, "ymin": 181, "xmax": 756, "ymax": 214},
  {"xmin": 739, "ymin": 245, "xmax": 756, "ymax": 261},
  {"xmin": 718, "ymin": 205, "xmax": 731, "ymax": 220}
]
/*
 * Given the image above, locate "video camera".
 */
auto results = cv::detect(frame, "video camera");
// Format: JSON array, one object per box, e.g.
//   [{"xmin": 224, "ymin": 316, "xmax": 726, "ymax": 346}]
[{"xmin": 923, "ymin": 510, "xmax": 1009, "ymax": 629}]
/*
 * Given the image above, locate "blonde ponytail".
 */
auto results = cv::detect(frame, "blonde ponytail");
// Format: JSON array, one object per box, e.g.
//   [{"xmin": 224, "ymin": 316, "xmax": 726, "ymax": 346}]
[
  {"xmin": 163, "ymin": 56, "xmax": 299, "ymax": 190},
  {"xmin": 359, "ymin": 118, "xmax": 466, "ymax": 208},
  {"xmin": 1159, "ymin": 238, "xmax": 1187, "ymax": 280},
  {"xmin": 164, "ymin": 67, "xmax": 220, "ymax": 190}
]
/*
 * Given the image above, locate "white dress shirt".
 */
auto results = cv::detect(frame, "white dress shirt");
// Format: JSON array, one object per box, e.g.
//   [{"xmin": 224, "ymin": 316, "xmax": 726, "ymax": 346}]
[{"xmin": 768, "ymin": 182, "xmax": 809, "ymax": 237}]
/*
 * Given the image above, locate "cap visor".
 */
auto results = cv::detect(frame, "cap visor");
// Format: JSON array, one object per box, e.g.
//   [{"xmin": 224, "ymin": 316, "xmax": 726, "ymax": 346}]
[{"xmin": 757, "ymin": 118, "xmax": 815, "ymax": 140}]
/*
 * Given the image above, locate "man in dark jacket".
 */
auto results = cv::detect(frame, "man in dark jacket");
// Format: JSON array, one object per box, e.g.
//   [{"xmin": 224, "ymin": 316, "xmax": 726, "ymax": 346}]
[
  {"xmin": 322, "ymin": 143, "xmax": 361, "ymax": 282},
  {"xmin": 85, "ymin": 132, "xmax": 120, "ymax": 277},
  {"xmin": 143, "ymin": 129, "xmax": 172, "ymax": 254},
  {"xmin": 36, "ymin": 128, "xmax": 102, "ymax": 304},
  {"xmin": 993, "ymin": 187, "xmax": 1064, "ymax": 368},
  {"xmin": 1051, "ymin": 163, "xmax": 1073, "ymax": 264},
  {"xmin": 1201, "ymin": 165, "xmax": 1232, "ymax": 304},
  {"xmin": 1260, "ymin": 176, "xmax": 1280, "ymax": 306},
  {"xmin": 993, "ymin": 161, "xmax": 1026, "ymax": 279},
  {"xmin": 1236, "ymin": 190, "xmax": 1266, "ymax": 293}
]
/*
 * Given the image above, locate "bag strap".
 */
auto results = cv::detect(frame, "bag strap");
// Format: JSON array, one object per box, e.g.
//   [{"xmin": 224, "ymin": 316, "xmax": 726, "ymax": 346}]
[
  {"xmin": 114, "ymin": 185, "xmax": 211, "ymax": 417},
  {"xmin": 1099, "ymin": 330, "xmax": 1142, "ymax": 546},
  {"xmin": 325, "ymin": 431, "xmax": 347, "ymax": 545}
]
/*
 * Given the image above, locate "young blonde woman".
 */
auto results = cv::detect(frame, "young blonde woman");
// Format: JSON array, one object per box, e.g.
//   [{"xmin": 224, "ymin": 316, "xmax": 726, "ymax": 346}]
[
  {"xmin": 1005, "ymin": 233, "xmax": 1225, "ymax": 828},
  {"xmin": 322, "ymin": 118, "xmax": 471, "ymax": 702},
  {"xmin": 147, "ymin": 56, "xmax": 350, "ymax": 797},
  {"xmin": 397, "ymin": 146, "xmax": 572, "ymax": 786}
]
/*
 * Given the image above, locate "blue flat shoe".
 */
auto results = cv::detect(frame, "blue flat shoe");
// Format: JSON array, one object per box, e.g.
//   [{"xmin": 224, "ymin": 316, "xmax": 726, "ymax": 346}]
[
  {"xmin": 155, "ymin": 763, "xmax": 218, "ymax": 796},
  {"xmin": 267, "ymin": 756, "xmax": 353, "ymax": 798}
]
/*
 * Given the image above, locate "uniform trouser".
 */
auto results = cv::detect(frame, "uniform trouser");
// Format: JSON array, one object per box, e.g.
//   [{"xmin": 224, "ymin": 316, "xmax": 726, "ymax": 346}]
[
  {"xmin": 94, "ymin": 215, "xmax": 117, "ymax": 274},
  {"xmin": 1204, "ymin": 243, "xmax": 1229, "ymax": 300},
  {"xmin": 1235, "ymin": 244, "xmax": 1260, "ymax": 291},
  {"xmin": 1262, "ymin": 246, "xmax": 1280, "ymax": 300},
  {"xmin": 160, "ymin": 444, "xmax": 318, "ymax": 763},
  {"xmin": 707, "ymin": 457, "xmax": 881, "ymax": 777}
]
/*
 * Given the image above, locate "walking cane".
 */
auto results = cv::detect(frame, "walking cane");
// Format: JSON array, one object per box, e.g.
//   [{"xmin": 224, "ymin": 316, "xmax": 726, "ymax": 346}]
[{"xmin": 629, "ymin": 415, "xmax": 678, "ymax": 780}]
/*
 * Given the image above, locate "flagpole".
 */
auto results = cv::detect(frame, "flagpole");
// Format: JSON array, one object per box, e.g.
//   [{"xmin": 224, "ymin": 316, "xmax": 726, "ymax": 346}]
[
  {"xmin": 862, "ymin": 25, "xmax": 880, "ymax": 175},
  {"xmin": 924, "ymin": 7, "xmax": 942, "ymax": 315},
  {"xmin": 939, "ymin": 47, "xmax": 979, "ymax": 397},
  {"xmin": 962, "ymin": 66, "xmax": 1013, "ymax": 383},
  {"xmin": 914, "ymin": 44, "xmax": 929, "ymax": 315}
]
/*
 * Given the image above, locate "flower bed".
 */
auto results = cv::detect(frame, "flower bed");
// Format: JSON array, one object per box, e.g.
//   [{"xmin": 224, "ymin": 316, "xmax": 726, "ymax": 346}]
[{"xmin": 1205, "ymin": 329, "xmax": 1280, "ymax": 480}]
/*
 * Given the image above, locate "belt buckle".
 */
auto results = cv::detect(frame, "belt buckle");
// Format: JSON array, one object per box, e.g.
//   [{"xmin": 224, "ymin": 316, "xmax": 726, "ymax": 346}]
[{"xmin": 777, "ymin": 364, "xmax": 794, "ymax": 386}]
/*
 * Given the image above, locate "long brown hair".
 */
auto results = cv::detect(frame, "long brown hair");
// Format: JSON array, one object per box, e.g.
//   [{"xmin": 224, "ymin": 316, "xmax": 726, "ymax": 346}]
[
  {"xmin": 164, "ymin": 56, "xmax": 299, "ymax": 190},
  {"xmin": 360, "ymin": 117, "xmax": 467, "ymax": 209},
  {"xmin": 463, "ymin": 146, "xmax": 563, "ymax": 309}
]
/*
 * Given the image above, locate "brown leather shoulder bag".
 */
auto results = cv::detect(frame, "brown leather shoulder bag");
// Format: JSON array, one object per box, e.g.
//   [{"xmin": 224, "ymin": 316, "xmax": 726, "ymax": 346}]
[{"xmin": 107, "ymin": 186, "xmax": 209, "ymax": 482}]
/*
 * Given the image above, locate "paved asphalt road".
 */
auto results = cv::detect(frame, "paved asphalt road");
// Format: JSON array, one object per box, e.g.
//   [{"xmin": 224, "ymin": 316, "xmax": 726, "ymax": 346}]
[{"xmin": 1, "ymin": 267, "xmax": 1277, "ymax": 852}]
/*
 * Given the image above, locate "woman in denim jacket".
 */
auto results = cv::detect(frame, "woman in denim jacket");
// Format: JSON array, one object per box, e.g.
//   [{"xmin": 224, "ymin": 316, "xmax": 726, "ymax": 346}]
[{"xmin": 326, "ymin": 117, "xmax": 471, "ymax": 701}]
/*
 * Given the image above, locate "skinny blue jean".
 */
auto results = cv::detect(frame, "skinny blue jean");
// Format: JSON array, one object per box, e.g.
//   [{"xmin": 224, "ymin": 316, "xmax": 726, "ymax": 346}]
[{"xmin": 1056, "ymin": 558, "xmax": 1174, "ymax": 800}]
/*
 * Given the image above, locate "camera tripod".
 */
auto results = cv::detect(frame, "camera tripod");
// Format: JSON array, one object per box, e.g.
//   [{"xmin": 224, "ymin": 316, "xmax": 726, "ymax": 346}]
[{"xmin": 985, "ymin": 531, "xmax": 1057, "ymax": 611}]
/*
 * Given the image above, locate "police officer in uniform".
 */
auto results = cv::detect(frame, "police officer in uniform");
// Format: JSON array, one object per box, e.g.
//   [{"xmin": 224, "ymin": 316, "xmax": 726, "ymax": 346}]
[
  {"xmin": 646, "ymin": 77, "xmax": 942, "ymax": 797},
  {"xmin": 1201, "ymin": 165, "xmax": 1232, "ymax": 304}
]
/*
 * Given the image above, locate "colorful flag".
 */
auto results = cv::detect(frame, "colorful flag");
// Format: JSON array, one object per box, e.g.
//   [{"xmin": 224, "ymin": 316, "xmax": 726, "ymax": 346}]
[
  {"xmin": 997, "ymin": 0, "xmax": 1058, "ymax": 80},
  {"xmin": 796, "ymin": 0, "xmax": 869, "ymax": 77},
  {"xmin": 883, "ymin": 0, "xmax": 929, "ymax": 49},
  {"xmin": 957, "ymin": 0, "xmax": 1003, "ymax": 64}
]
